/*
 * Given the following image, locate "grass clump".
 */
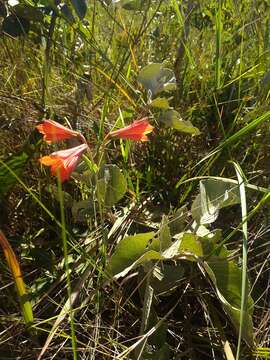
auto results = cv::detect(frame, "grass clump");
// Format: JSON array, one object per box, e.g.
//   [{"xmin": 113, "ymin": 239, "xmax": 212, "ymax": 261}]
[{"xmin": 0, "ymin": 1, "xmax": 270, "ymax": 359}]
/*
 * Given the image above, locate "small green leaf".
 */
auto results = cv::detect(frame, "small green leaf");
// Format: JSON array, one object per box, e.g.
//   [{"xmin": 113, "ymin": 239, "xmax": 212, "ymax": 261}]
[
  {"xmin": 70, "ymin": 0, "xmax": 87, "ymax": 19},
  {"xmin": 192, "ymin": 178, "xmax": 240, "ymax": 224},
  {"xmin": 138, "ymin": 63, "xmax": 176, "ymax": 98},
  {"xmin": 108, "ymin": 232, "xmax": 155, "ymax": 277},
  {"xmin": 150, "ymin": 97, "xmax": 170, "ymax": 109},
  {"xmin": 97, "ymin": 164, "xmax": 127, "ymax": 207},
  {"xmin": 159, "ymin": 110, "xmax": 200, "ymax": 135},
  {"xmin": 162, "ymin": 229, "xmax": 221, "ymax": 260}
]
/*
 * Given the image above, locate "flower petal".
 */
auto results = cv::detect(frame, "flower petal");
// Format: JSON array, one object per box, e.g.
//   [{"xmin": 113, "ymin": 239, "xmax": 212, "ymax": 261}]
[
  {"xmin": 39, "ymin": 144, "xmax": 88, "ymax": 182},
  {"xmin": 36, "ymin": 119, "xmax": 79, "ymax": 143},
  {"xmin": 109, "ymin": 117, "xmax": 154, "ymax": 141}
]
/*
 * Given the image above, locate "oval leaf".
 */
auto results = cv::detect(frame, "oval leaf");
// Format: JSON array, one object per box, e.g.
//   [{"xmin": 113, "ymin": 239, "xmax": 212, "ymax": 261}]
[
  {"xmin": 192, "ymin": 178, "xmax": 240, "ymax": 225},
  {"xmin": 138, "ymin": 63, "xmax": 176, "ymax": 98},
  {"xmin": 159, "ymin": 110, "xmax": 200, "ymax": 135},
  {"xmin": 108, "ymin": 232, "xmax": 155, "ymax": 277},
  {"xmin": 150, "ymin": 97, "xmax": 170, "ymax": 109}
]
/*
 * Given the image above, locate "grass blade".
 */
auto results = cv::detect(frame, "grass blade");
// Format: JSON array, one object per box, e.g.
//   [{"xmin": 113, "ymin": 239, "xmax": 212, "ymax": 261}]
[
  {"xmin": 215, "ymin": 0, "xmax": 222, "ymax": 88},
  {"xmin": 233, "ymin": 162, "xmax": 250, "ymax": 358},
  {"xmin": 0, "ymin": 230, "xmax": 33, "ymax": 326}
]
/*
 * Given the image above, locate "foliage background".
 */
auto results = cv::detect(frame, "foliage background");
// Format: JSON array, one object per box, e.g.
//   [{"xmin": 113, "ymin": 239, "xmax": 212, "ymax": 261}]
[{"xmin": 0, "ymin": 0, "xmax": 270, "ymax": 359}]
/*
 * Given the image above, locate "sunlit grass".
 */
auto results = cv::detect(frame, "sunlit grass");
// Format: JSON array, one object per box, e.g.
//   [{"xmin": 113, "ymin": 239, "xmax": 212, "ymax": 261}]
[{"xmin": 0, "ymin": 1, "xmax": 270, "ymax": 359}]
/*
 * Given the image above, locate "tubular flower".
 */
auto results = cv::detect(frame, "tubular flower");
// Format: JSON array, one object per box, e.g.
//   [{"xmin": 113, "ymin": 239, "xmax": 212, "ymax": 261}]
[
  {"xmin": 39, "ymin": 144, "xmax": 88, "ymax": 182},
  {"xmin": 36, "ymin": 119, "xmax": 79, "ymax": 143},
  {"xmin": 108, "ymin": 117, "xmax": 154, "ymax": 142}
]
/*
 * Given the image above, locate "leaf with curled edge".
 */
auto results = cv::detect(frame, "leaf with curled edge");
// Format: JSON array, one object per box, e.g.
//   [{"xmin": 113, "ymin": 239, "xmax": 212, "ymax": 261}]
[
  {"xmin": 159, "ymin": 110, "xmax": 200, "ymax": 135},
  {"xmin": 138, "ymin": 63, "xmax": 176, "ymax": 98},
  {"xmin": 192, "ymin": 178, "xmax": 240, "ymax": 225}
]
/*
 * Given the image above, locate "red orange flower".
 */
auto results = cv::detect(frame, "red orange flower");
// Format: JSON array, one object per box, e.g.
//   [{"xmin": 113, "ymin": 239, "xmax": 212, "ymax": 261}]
[
  {"xmin": 36, "ymin": 119, "xmax": 79, "ymax": 143},
  {"xmin": 108, "ymin": 117, "xmax": 154, "ymax": 142},
  {"xmin": 39, "ymin": 144, "xmax": 88, "ymax": 182}
]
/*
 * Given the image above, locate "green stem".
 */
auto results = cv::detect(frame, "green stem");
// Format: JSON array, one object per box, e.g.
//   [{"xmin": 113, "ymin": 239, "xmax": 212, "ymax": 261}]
[{"xmin": 57, "ymin": 176, "xmax": 77, "ymax": 360}]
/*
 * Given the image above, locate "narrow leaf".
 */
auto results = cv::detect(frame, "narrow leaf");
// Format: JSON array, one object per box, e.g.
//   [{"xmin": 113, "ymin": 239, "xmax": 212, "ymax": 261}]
[{"xmin": 0, "ymin": 230, "xmax": 33, "ymax": 326}]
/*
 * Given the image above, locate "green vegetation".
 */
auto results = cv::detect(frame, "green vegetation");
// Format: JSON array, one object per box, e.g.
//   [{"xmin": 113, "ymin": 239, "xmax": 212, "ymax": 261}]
[{"xmin": 0, "ymin": 0, "xmax": 270, "ymax": 359}]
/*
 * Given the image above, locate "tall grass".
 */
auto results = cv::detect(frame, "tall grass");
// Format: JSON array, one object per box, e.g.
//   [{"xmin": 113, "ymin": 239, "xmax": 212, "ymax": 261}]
[{"xmin": 0, "ymin": 0, "xmax": 270, "ymax": 359}]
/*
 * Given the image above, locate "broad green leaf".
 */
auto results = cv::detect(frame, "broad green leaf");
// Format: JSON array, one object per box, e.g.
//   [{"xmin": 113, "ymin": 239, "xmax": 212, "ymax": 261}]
[
  {"xmin": 179, "ymin": 233, "xmax": 215, "ymax": 258},
  {"xmin": 162, "ymin": 229, "xmax": 221, "ymax": 260},
  {"xmin": 204, "ymin": 259, "xmax": 254, "ymax": 346},
  {"xmin": 70, "ymin": 0, "xmax": 87, "ymax": 19},
  {"xmin": 0, "ymin": 152, "xmax": 29, "ymax": 197},
  {"xmin": 2, "ymin": 15, "xmax": 30, "ymax": 37},
  {"xmin": 150, "ymin": 97, "xmax": 170, "ymax": 109},
  {"xmin": 138, "ymin": 63, "xmax": 176, "ymax": 98},
  {"xmin": 159, "ymin": 110, "xmax": 200, "ymax": 135},
  {"xmin": 97, "ymin": 164, "xmax": 127, "ymax": 207},
  {"xmin": 161, "ymin": 238, "xmax": 182, "ymax": 259},
  {"xmin": 108, "ymin": 232, "xmax": 155, "ymax": 277},
  {"xmin": 0, "ymin": 231, "xmax": 33, "ymax": 326},
  {"xmin": 192, "ymin": 178, "xmax": 240, "ymax": 224},
  {"xmin": 119, "ymin": 250, "xmax": 162, "ymax": 278}
]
